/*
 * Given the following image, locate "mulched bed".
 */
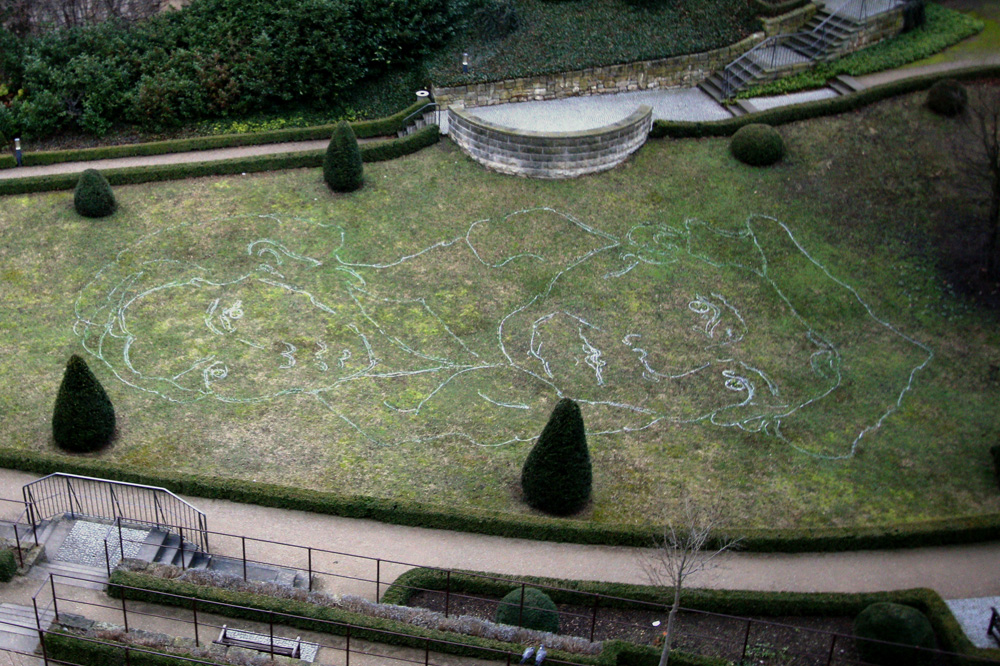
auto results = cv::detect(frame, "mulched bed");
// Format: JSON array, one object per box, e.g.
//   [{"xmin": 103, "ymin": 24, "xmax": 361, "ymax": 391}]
[{"xmin": 406, "ymin": 590, "xmax": 927, "ymax": 666}]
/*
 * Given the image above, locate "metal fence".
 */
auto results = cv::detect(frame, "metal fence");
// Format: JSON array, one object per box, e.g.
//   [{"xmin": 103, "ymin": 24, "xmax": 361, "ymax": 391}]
[
  {"xmin": 0, "ymin": 496, "xmax": 39, "ymax": 568},
  {"xmin": 22, "ymin": 473, "xmax": 208, "ymax": 552}
]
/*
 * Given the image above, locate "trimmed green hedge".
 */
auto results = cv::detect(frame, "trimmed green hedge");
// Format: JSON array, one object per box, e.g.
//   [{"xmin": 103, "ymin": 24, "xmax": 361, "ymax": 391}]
[
  {"xmin": 0, "ymin": 549, "xmax": 17, "ymax": 582},
  {"xmin": 44, "ymin": 631, "xmax": 220, "ymax": 666},
  {"xmin": 0, "ymin": 125, "xmax": 439, "ymax": 196},
  {"xmin": 651, "ymin": 65, "xmax": 1000, "ymax": 139},
  {"xmin": 2, "ymin": 447, "xmax": 1000, "ymax": 552},
  {"xmin": 0, "ymin": 99, "xmax": 433, "ymax": 171},
  {"xmin": 383, "ymin": 568, "xmax": 1000, "ymax": 665},
  {"xmin": 106, "ymin": 570, "xmax": 723, "ymax": 666}
]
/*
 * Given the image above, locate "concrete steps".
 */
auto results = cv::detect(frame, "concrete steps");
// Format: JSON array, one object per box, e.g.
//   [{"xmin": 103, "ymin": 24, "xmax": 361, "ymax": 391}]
[
  {"xmin": 0, "ymin": 604, "xmax": 54, "ymax": 655},
  {"xmin": 28, "ymin": 559, "xmax": 108, "ymax": 589}
]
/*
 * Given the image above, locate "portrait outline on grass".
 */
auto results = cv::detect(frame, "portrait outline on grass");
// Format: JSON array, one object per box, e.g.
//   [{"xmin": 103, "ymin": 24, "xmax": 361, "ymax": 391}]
[{"xmin": 73, "ymin": 209, "xmax": 932, "ymax": 459}]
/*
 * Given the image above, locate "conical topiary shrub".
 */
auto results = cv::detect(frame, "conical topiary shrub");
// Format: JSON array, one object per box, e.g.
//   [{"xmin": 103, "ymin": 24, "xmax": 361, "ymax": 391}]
[
  {"xmin": 73, "ymin": 168, "xmax": 116, "ymax": 218},
  {"xmin": 323, "ymin": 121, "xmax": 363, "ymax": 192},
  {"xmin": 495, "ymin": 587, "xmax": 560, "ymax": 633},
  {"xmin": 521, "ymin": 398, "xmax": 591, "ymax": 515},
  {"xmin": 52, "ymin": 354, "xmax": 116, "ymax": 453}
]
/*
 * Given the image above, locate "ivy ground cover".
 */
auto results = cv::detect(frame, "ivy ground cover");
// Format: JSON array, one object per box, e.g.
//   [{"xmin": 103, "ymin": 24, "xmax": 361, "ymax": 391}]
[{"xmin": 0, "ymin": 90, "xmax": 997, "ymax": 531}]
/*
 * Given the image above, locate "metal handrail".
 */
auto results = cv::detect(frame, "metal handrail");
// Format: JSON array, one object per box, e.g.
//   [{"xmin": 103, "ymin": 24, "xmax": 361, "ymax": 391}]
[
  {"xmin": 399, "ymin": 102, "xmax": 439, "ymax": 131},
  {"xmin": 22, "ymin": 472, "xmax": 209, "ymax": 552},
  {"xmin": 720, "ymin": 0, "xmax": 896, "ymax": 98}
]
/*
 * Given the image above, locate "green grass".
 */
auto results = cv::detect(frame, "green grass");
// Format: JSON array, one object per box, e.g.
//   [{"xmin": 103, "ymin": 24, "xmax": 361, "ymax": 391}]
[
  {"xmin": 904, "ymin": 0, "xmax": 1000, "ymax": 66},
  {"xmin": 1, "ymin": 89, "xmax": 998, "ymax": 532}
]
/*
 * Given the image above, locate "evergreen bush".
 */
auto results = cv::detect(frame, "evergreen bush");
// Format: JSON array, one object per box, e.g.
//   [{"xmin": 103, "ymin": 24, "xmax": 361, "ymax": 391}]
[
  {"xmin": 323, "ymin": 121, "xmax": 364, "ymax": 192},
  {"xmin": 991, "ymin": 444, "xmax": 1000, "ymax": 490},
  {"xmin": 853, "ymin": 602, "xmax": 935, "ymax": 665},
  {"xmin": 521, "ymin": 398, "xmax": 592, "ymax": 515},
  {"xmin": 471, "ymin": 0, "xmax": 519, "ymax": 39},
  {"xmin": 0, "ymin": 549, "xmax": 16, "ymax": 582},
  {"xmin": 495, "ymin": 587, "xmax": 560, "ymax": 633},
  {"xmin": 73, "ymin": 169, "xmax": 116, "ymax": 217},
  {"xmin": 52, "ymin": 354, "xmax": 116, "ymax": 453},
  {"xmin": 926, "ymin": 79, "xmax": 967, "ymax": 117},
  {"xmin": 729, "ymin": 123, "xmax": 785, "ymax": 166}
]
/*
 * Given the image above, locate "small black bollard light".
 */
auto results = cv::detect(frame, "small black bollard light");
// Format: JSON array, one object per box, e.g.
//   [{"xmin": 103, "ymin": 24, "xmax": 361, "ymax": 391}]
[
  {"xmin": 14, "ymin": 137, "xmax": 23, "ymax": 167},
  {"xmin": 462, "ymin": 52, "xmax": 469, "ymax": 74}
]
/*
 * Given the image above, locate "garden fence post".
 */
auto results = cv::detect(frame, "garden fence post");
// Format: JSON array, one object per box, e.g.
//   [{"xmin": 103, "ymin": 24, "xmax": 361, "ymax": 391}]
[
  {"xmin": 118, "ymin": 516, "xmax": 124, "ymax": 563},
  {"xmin": 425, "ymin": 638, "xmax": 430, "ymax": 666},
  {"xmin": 376, "ymin": 559, "xmax": 381, "ymax": 600},
  {"xmin": 180, "ymin": 526, "xmax": 185, "ymax": 570},
  {"xmin": 125, "ymin": 645, "xmax": 131, "ymax": 666},
  {"xmin": 826, "ymin": 633, "xmax": 837, "ymax": 666},
  {"xmin": 192, "ymin": 597, "xmax": 199, "ymax": 647},
  {"xmin": 270, "ymin": 611, "xmax": 275, "ymax": 657},
  {"xmin": 590, "ymin": 594, "xmax": 599, "ymax": 642},
  {"xmin": 346, "ymin": 624, "xmax": 351, "ymax": 666},
  {"xmin": 13, "ymin": 522, "xmax": 23, "ymax": 568},
  {"xmin": 518, "ymin": 583, "xmax": 526, "ymax": 628},
  {"xmin": 308, "ymin": 547, "xmax": 313, "ymax": 591},
  {"xmin": 445, "ymin": 571, "xmax": 451, "ymax": 618},
  {"xmin": 33, "ymin": 597, "xmax": 49, "ymax": 666},
  {"xmin": 49, "ymin": 574, "xmax": 59, "ymax": 622},
  {"xmin": 740, "ymin": 618, "xmax": 752, "ymax": 662},
  {"xmin": 104, "ymin": 538, "xmax": 111, "ymax": 577},
  {"xmin": 242, "ymin": 536, "xmax": 247, "ymax": 581},
  {"xmin": 121, "ymin": 589, "xmax": 129, "ymax": 633}
]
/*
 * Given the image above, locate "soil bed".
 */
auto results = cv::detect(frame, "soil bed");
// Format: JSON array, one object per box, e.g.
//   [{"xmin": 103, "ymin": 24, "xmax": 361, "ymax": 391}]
[{"xmin": 409, "ymin": 590, "xmax": 873, "ymax": 665}]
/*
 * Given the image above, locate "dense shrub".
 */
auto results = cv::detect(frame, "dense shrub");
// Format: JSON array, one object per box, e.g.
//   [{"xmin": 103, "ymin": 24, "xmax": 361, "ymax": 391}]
[
  {"xmin": 73, "ymin": 169, "xmax": 116, "ymax": 217},
  {"xmin": 926, "ymin": 78, "xmax": 967, "ymax": 117},
  {"xmin": 324, "ymin": 121, "xmax": 364, "ymax": 192},
  {"xmin": 853, "ymin": 602, "xmax": 935, "ymax": 665},
  {"xmin": 52, "ymin": 354, "xmax": 115, "ymax": 453},
  {"xmin": 0, "ymin": 549, "xmax": 17, "ymax": 582},
  {"xmin": 729, "ymin": 123, "xmax": 785, "ymax": 166},
  {"xmin": 991, "ymin": 445, "xmax": 1000, "ymax": 490},
  {"xmin": 471, "ymin": 0, "xmax": 520, "ymax": 39},
  {"xmin": 902, "ymin": 0, "xmax": 926, "ymax": 32},
  {"xmin": 495, "ymin": 587, "xmax": 560, "ymax": 633},
  {"xmin": 521, "ymin": 398, "xmax": 592, "ymax": 516}
]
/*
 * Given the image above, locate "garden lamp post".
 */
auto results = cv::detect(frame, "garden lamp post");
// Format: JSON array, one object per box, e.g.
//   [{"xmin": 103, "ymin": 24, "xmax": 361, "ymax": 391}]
[
  {"xmin": 14, "ymin": 137, "xmax": 22, "ymax": 167},
  {"xmin": 462, "ymin": 52, "xmax": 469, "ymax": 74}
]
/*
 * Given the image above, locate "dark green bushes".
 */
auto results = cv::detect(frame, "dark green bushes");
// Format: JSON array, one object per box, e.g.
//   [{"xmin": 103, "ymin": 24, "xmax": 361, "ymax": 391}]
[
  {"xmin": 495, "ymin": 587, "xmax": 560, "ymax": 633},
  {"xmin": 521, "ymin": 398, "xmax": 592, "ymax": 516},
  {"xmin": 729, "ymin": 123, "xmax": 784, "ymax": 166},
  {"xmin": 991, "ymin": 445, "xmax": 1000, "ymax": 490},
  {"xmin": 324, "ymin": 121, "xmax": 364, "ymax": 192},
  {"xmin": 926, "ymin": 79, "xmax": 968, "ymax": 117},
  {"xmin": 0, "ymin": 549, "xmax": 17, "ymax": 582},
  {"xmin": 1, "ymin": 0, "xmax": 458, "ymax": 138},
  {"xmin": 73, "ymin": 169, "xmax": 116, "ymax": 217},
  {"xmin": 52, "ymin": 355, "xmax": 115, "ymax": 453},
  {"xmin": 853, "ymin": 602, "xmax": 936, "ymax": 665}
]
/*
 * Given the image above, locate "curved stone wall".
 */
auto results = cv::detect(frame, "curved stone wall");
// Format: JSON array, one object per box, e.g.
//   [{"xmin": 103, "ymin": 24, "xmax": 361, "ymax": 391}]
[{"xmin": 447, "ymin": 105, "xmax": 652, "ymax": 179}]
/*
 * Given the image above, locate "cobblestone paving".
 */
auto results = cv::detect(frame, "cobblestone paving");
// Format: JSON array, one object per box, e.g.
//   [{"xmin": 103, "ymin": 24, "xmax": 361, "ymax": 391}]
[{"xmin": 56, "ymin": 520, "xmax": 149, "ymax": 569}]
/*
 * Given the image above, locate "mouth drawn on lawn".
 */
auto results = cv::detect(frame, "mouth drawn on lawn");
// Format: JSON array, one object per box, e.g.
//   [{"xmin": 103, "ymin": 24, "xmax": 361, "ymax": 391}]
[{"xmin": 73, "ymin": 209, "xmax": 932, "ymax": 459}]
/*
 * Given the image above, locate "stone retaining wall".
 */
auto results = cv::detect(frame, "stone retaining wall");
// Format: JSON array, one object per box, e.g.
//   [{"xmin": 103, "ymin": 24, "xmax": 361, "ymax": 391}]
[
  {"xmin": 843, "ymin": 5, "xmax": 906, "ymax": 54},
  {"xmin": 432, "ymin": 35, "xmax": 764, "ymax": 109},
  {"xmin": 447, "ymin": 105, "xmax": 652, "ymax": 179}
]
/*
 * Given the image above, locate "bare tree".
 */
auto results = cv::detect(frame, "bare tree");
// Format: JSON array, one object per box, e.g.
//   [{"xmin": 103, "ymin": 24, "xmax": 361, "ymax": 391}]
[
  {"xmin": 640, "ymin": 497, "xmax": 742, "ymax": 666},
  {"xmin": 956, "ymin": 82, "xmax": 1000, "ymax": 279},
  {"xmin": 1, "ymin": 0, "xmax": 163, "ymax": 35}
]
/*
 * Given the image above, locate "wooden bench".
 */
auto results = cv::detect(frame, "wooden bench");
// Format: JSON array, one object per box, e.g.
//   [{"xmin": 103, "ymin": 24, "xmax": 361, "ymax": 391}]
[
  {"xmin": 989, "ymin": 607, "xmax": 1000, "ymax": 646},
  {"xmin": 214, "ymin": 624, "xmax": 303, "ymax": 658}
]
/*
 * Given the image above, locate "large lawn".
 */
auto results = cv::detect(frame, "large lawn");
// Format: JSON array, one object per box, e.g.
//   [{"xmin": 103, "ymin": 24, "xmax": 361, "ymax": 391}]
[{"xmin": 1, "ymin": 89, "xmax": 998, "ymax": 531}]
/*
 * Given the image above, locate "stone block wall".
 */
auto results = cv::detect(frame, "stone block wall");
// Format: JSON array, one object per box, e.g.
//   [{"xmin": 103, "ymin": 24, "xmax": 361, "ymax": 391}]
[
  {"xmin": 447, "ymin": 105, "xmax": 652, "ymax": 179},
  {"xmin": 761, "ymin": 2, "xmax": 818, "ymax": 37},
  {"xmin": 432, "ymin": 35, "xmax": 763, "ymax": 109},
  {"xmin": 845, "ymin": 6, "xmax": 905, "ymax": 52}
]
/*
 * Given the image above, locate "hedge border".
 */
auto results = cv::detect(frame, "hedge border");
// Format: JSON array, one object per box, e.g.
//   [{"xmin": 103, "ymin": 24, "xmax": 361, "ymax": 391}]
[
  {"xmin": 650, "ymin": 64, "xmax": 1000, "ymax": 138},
  {"xmin": 106, "ymin": 570, "xmax": 725, "ymax": 666},
  {"xmin": 2, "ymin": 447, "xmax": 1000, "ymax": 553},
  {"xmin": 0, "ymin": 125, "xmax": 440, "ymax": 196},
  {"xmin": 383, "ymin": 568, "xmax": 1000, "ymax": 665},
  {"xmin": 44, "ymin": 631, "xmax": 225, "ymax": 666},
  {"xmin": 0, "ymin": 99, "xmax": 433, "ymax": 171}
]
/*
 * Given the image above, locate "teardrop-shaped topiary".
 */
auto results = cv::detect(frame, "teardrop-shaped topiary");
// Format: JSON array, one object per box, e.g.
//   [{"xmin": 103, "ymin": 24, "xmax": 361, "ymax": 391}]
[
  {"xmin": 52, "ymin": 354, "xmax": 116, "ymax": 453},
  {"xmin": 853, "ymin": 602, "xmax": 935, "ymax": 666},
  {"xmin": 73, "ymin": 168, "xmax": 116, "ymax": 218},
  {"xmin": 926, "ymin": 79, "xmax": 967, "ymax": 117},
  {"xmin": 495, "ymin": 587, "xmax": 560, "ymax": 633},
  {"xmin": 730, "ymin": 123, "xmax": 785, "ymax": 166},
  {"xmin": 323, "ymin": 121, "xmax": 364, "ymax": 192},
  {"xmin": 521, "ymin": 398, "xmax": 591, "ymax": 515}
]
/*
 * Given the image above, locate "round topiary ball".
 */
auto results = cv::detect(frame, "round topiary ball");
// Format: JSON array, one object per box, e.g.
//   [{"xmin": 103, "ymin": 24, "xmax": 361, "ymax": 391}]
[
  {"xmin": 495, "ymin": 587, "xmax": 560, "ymax": 633},
  {"xmin": 74, "ymin": 168, "xmax": 116, "ymax": 218},
  {"xmin": 853, "ymin": 602, "xmax": 935, "ymax": 666},
  {"xmin": 927, "ymin": 79, "xmax": 967, "ymax": 117},
  {"xmin": 730, "ymin": 123, "xmax": 785, "ymax": 167}
]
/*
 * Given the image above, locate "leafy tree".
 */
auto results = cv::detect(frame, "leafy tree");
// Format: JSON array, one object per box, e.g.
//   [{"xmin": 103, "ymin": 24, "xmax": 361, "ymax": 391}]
[
  {"xmin": 520, "ymin": 398, "xmax": 591, "ymax": 515},
  {"xmin": 73, "ymin": 168, "xmax": 115, "ymax": 217},
  {"xmin": 52, "ymin": 354, "xmax": 115, "ymax": 452},
  {"xmin": 324, "ymin": 120, "xmax": 363, "ymax": 192}
]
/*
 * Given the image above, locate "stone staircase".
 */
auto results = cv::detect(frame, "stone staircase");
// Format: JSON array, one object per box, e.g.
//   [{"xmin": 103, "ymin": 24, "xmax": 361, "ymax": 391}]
[
  {"xmin": 135, "ymin": 529, "xmax": 212, "ymax": 571},
  {"xmin": 0, "ymin": 603, "xmax": 54, "ymax": 655},
  {"xmin": 396, "ymin": 107, "xmax": 441, "ymax": 138},
  {"xmin": 699, "ymin": 0, "xmax": 901, "ymax": 105}
]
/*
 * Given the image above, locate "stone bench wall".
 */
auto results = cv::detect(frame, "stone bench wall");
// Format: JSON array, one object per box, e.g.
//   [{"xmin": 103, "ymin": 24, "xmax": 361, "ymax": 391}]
[
  {"xmin": 432, "ymin": 35, "xmax": 764, "ymax": 109},
  {"xmin": 448, "ymin": 105, "xmax": 652, "ymax": 179}
]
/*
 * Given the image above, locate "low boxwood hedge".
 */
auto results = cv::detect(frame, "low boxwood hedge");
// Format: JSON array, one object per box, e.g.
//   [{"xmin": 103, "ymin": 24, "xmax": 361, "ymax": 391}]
[
  {"xmin": 106, "ymin": 569, "xmax": 723, "ymax": 666},
  {"xmin": 44, "ymin": 631, "xmax": 220, "ymax": 666},
  {"xmin": 0, "ymin": 99, "xmax": 433, "ymax": 171},
  {"xmin": 2, "ymin": 447, "xmax": 1000, "ymax": 552},
  {"xmin": 0, "ymin": 125, "xmax": 439, "ymax": 196},
  {"xmin": 382, "ymin": 568, "xmax": 1000, "ymax": 665},
  {"xmin": 650, "ymin": 65, "xmax": 1000, "ymax": 139}
]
